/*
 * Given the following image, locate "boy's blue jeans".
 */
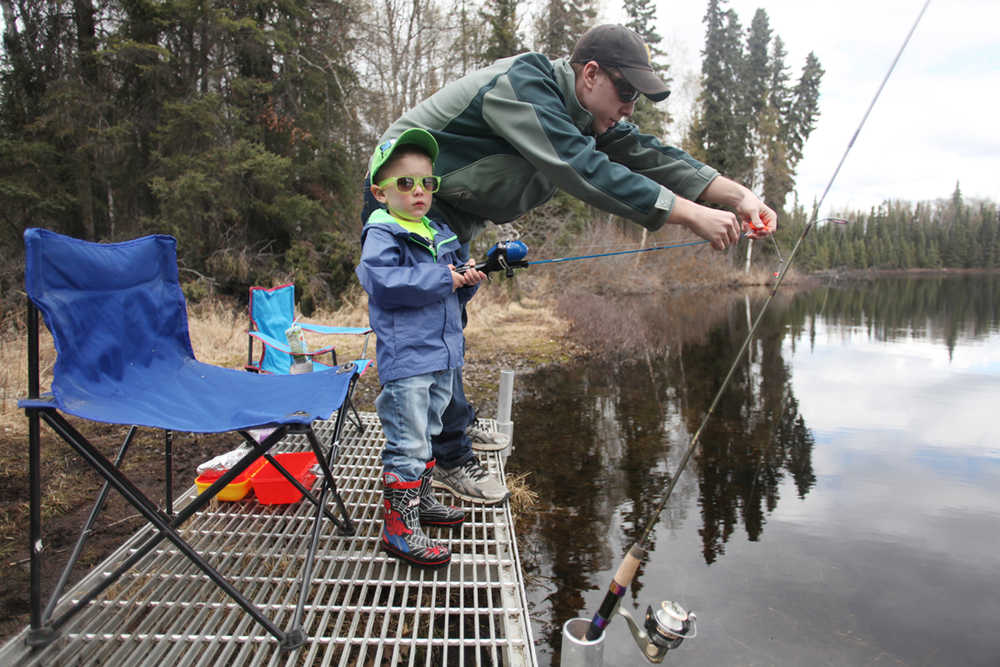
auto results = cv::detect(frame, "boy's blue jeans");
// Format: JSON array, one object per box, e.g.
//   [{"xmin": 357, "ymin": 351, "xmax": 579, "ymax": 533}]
[
  {"xmin": 376, "ymin": 369, "xmax": 455, "ymax": 482},
  {"xmin": 362, "ymin": 180, "xmax": 477, "ymax": 473}
]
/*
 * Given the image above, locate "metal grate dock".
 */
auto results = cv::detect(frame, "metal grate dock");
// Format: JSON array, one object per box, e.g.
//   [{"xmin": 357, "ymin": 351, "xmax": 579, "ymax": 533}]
[{"xmin": 1, "ymin": 413, "xmax": 536, "ymax": 666}]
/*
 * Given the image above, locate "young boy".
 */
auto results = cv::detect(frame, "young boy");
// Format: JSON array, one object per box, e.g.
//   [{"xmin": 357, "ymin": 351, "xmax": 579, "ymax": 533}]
[{"xmin": 356, "ymin": 128, "xmax": 487, "ymax": 567}]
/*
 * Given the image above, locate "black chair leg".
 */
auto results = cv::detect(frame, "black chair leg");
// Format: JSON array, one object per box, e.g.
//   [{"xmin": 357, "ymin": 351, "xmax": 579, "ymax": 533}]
[
  {"xmin": 30, "ymin": 414, "xmax": 296, "ymax": 648},
  {"xmin": 287, "ymin": 420, "xmax": 355, "ymax": 638},
  {"xmin": 165, "ymin": 429, "xmax": 173, "ymax": 516},
  {"xmin": 40, "ymin": 426, "xmax": 138, "ymax": 626}
]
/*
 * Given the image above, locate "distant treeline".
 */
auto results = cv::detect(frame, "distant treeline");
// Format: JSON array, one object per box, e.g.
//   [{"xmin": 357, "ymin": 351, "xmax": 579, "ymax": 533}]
[{"xmin": 769, "ymin": 187, "xmax": 1000, "ymax": 273}]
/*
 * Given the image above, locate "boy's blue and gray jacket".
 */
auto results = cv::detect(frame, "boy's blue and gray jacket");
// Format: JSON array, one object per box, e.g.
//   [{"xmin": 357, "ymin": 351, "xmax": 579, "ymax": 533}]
[
  {"xmin": 356, "ymin": 210, "xmax": 477, "ymax": 384},
  {"xmin": 379, "ymin": 53, "xmax": 720, "ymax": 244}
]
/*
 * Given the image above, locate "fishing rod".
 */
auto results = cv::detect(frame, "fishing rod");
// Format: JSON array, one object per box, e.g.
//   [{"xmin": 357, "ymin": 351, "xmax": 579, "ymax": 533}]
[
  {"xmin": 457, "ymin": 237, "xmax": 714, "ymax": 277},
  {"xmin": 460, "ymin": 208, "xmax": 822, "ymax": 279},
  {"xmin": 573, "ymin": 0, "xmax": 932, "ymax": 661},
  {"xmin": 460, "ymin": 224, "xmax": 844, "ymax": 279}
]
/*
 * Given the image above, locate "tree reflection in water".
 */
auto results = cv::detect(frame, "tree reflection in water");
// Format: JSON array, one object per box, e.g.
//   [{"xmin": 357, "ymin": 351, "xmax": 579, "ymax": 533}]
[{"xmin": 509, "ymin": 286, "xmax": 817, "ymax": 651}]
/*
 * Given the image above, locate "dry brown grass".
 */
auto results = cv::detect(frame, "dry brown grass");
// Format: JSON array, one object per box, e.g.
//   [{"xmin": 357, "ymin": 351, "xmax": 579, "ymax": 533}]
[
  {"xmin": 543, "ymin": 221, "xmax": 735, "ymax": 293},
  {"xmin": 465, "ymin": 275, "xmax": 580, "ymax": 361},
  {"xmin": 506, "ymin": 471, "xmax": 539, "ymax": 519},
  {"xmin": 1, "ymin": 316, "xmax": 54, "ymax": 439}
]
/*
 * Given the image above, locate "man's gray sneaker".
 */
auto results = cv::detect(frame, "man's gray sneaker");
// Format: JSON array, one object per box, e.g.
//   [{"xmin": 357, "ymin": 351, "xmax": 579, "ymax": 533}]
[
  {"xmin": 432, "ymin": 458, "xmax": 509, "ymax": 505},
  {"xmin": 467, "ymin": 420, "xmax": 511, "ymax": 452}
]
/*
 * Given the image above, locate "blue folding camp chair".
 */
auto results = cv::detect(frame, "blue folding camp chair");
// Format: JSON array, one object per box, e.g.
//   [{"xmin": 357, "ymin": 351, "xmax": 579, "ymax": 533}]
[
  {"xmin": 246, "ymin": 283, "xmax": 371, "ymax": 426},
  {"xmin": 246, "ymin": 283, "xmax": 372, "ymax": 375},
  {"xmin": 18, "ymin": 228, "xmax": 359, "ymax": 651}
]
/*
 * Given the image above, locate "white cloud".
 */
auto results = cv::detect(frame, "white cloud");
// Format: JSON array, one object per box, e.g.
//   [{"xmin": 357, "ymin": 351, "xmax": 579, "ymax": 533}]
[
  {"xmin": 785, "ymin": 322, "xmax": 1000, "ymax": 450},
  {"xmin": 644, "ymin": 0, "xmax": 1000, "ymax": 212}
]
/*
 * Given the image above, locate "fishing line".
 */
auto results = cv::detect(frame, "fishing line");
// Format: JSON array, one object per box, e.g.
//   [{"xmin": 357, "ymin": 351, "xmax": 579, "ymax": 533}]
[
  {"xmin": 583, "ymin": 0, "xmax": 932, "ymax": 644},
  {"xmin": 526, "ymin": 238, "xmax": 712, "ymax": 267},
  {"xmin": 532, "ymin": 239, "xmax": 694, "ymax": 254}
]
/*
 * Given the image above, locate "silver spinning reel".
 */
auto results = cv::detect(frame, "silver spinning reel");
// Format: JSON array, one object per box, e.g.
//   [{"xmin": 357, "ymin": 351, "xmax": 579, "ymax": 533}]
[{"xmin": 616, "ymin": 600, "xmax": 697, "ymax": 663}]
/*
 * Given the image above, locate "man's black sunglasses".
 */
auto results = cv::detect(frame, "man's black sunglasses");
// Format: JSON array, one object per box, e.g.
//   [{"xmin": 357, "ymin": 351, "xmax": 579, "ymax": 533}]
[{"xmin": 602, "ymin": 67, "xmax": 641, "ymax": 104}]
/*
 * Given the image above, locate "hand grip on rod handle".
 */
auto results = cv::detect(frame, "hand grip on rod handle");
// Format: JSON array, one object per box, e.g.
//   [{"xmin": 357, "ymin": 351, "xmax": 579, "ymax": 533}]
[
  {"xmin": 585, "ymin": 543, "xmax": 647, "ymax": 640},
  {"xmin": 455, "ymin": 240, "xmax": 530, "ymax": 277}
]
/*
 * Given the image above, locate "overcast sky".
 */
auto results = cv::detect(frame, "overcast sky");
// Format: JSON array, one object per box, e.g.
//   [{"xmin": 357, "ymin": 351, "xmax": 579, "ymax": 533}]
[{"xmin": 609, "ymin": 0, "xmax": 998, "ymax": 216}]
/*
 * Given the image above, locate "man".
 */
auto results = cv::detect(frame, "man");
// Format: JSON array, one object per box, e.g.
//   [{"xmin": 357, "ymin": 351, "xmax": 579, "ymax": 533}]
[{"xmin": 362, "ymin": 24, "xmax": 777, "ymax": 504}]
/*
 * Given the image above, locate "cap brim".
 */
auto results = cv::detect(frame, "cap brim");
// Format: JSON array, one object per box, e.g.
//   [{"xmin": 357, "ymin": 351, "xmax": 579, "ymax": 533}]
[{"xmin": 619, "ymin": 67, "xmax": 670, "ymax": 103}]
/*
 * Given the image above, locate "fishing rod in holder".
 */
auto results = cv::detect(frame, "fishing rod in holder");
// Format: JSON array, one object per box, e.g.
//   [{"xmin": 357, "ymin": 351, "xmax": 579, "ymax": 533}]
[{"xmin": 562, "ymin": 1, "xmax": 930, "ymax": 664}]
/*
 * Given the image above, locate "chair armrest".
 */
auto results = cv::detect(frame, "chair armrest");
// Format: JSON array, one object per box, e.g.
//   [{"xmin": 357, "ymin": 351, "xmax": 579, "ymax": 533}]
[
  {"xmin": 297, "ymin": 323, "xmax": 372, "ymax": 336},
  {"xmin": 304, "ymin": 345, "xmax": 336, "ymax": 358},
  {"xmin": 296, "ymin": 325, "xmax": 373, "ymax": 364},
  {"xmin": 251, "ymin": 327, "xmax": 371, "ymax": 369},
  {"xmin": 250, "ymin": 331, "xmax": 337, "ymax": 360},
  {"xmin": 248, "ymin": 330, "xmax": 292, "ymax": 354}
]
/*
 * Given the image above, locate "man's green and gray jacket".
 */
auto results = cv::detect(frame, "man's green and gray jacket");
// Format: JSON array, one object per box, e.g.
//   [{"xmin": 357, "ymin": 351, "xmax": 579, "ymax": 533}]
[{"xmin": 379, "ymin": 53, "xmax": 720, "ymax": 244}]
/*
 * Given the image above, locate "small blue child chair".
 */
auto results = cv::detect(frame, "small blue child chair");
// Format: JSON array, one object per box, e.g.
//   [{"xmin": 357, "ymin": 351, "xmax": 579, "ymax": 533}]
[
  {"xmin": 246, "ymin": 283, "xmax": 372, "ymax": 427},
  {"xmin": 246, "ymin": 283, "xmax": 372, "ymax": 375}
]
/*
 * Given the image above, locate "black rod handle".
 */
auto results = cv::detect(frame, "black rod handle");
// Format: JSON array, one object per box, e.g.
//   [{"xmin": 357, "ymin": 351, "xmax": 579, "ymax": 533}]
[{"xmin": 585, "ymin": 544, "xmax": 646, "ymax": 640}]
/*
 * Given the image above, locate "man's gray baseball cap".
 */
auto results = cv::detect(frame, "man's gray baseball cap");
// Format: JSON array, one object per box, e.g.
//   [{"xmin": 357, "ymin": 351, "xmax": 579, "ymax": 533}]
[{"xmin": 571, "ymin": 24, "xmax": 670, "ymax": 102}]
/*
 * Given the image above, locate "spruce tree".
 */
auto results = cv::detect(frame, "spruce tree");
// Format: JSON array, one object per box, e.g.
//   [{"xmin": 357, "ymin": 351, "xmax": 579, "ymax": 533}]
[
  {"xmin": 744, "ymin": 11, "xmax": 770, "ymax": 124},
  {"xmin": 688, "ymin": 4, "xmax": 823, "ymax": 216},
  {"xmin": 481, "ymin": 0, "xmax": 525, "ymax": 62},
  {"xmin": 741, "ymin": 9, "xmax": 771, "ymax": 187},
  {"xmin": 623, "ymin": 0, "xmax": 671, "ymax": 135},
  {"xmin": 761, "ymin": 36, "xmax": 793, "ymax": 211},
  {"xmin": 691, "ymin": 0, "xmax": 747, "ymax": 179},
  {"xmin": 451, "ymin": 0, "xmax": 490, "ymax": 74},
  {"xmin": 786, "ymin": 52, "xmax": 823, "ymax": 167},
  {"xmin": 535, "ymin": 0, "xmax": 595, "ymax": 58}
]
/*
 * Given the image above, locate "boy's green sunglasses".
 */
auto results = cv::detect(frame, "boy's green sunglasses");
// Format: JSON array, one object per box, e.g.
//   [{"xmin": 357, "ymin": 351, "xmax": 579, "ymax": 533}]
[{"xmin": 376, "ymin": 175, "xmax": 441, "ymax": 193}]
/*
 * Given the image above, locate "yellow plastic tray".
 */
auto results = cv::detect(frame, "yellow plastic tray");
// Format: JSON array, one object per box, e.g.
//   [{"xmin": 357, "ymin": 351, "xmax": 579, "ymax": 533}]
[{"xmin": 195, "ymin": 458, "xmax": 266, "ymax": 501}]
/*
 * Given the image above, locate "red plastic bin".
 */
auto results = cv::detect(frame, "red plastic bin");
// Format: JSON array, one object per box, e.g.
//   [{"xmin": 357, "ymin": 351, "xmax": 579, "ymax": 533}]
[{"xmin": 251, "ymin": 452, "xmax": 318, "ymax": 504}]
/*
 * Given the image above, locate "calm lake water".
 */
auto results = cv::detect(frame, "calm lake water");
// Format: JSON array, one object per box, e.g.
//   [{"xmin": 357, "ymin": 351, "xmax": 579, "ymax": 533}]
[{"xmin": 507, "ymin": 274, "xmax": 1000, "ymax": 667}]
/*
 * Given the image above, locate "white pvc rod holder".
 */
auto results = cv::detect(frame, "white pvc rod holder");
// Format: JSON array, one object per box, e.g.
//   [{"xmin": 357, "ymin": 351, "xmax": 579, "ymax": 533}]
[{"xmin": 496, "ymin": 370, "xmax": 515, "ymax": 444}]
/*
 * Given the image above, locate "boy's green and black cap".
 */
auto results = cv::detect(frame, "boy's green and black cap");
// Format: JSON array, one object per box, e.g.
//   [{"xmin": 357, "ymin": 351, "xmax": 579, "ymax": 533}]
[
  {"xmin": 369, "ymin": 128, "xmax": 439, "ymax": 182},
  {"xmin": 571, "ymin": 24, "xmax": 670, "ymax": 102}
]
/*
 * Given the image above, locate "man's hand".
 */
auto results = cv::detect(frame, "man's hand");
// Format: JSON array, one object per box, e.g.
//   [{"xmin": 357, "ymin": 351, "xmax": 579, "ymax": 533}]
[
  {"xmin": 735, "ymin": 192, "xmax": 777, "ymax": 240},
  {"xmin": 670, "ymin": 197, "xmax": 741, "ymax": 251},
  {"xmin": 699, "ymin": 175, "xmax": 778, "ymax": 241}
]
